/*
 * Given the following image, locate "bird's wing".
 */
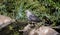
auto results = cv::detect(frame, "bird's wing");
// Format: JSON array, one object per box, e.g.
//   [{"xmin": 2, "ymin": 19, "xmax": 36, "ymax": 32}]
[{"xmin": 29, "ymin": 14, "xmax": 40, "ymax": 22}]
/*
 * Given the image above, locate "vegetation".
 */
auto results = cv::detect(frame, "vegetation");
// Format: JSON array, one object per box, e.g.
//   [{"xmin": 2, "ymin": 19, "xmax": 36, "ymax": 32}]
[{"xmin": 0, "ymin": 0, "xmax": 60, "ymax": 35}]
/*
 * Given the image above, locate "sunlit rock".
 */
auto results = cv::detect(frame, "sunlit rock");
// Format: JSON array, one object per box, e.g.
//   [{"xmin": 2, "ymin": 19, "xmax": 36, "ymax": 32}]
[
  {"xmin": 0, "ymin": 15, "xmax": 15, "ymax": 29},
  {"xmin": 23, "ymin": 24, "xmax": 34, "ymax": 35},
  {"xmin": 29, "ymin": 26, "xmax": 59, "ymax": 35},
  {"xmin": 22, "ymin": 25, "xmax": 59, "ymax": 35}
]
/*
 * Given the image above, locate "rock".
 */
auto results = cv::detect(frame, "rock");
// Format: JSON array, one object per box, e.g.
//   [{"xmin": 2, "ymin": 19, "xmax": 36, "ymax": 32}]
[
  {"xmin": 22, "ymin": 25, "xmax": 59, "ymax": 35},
  {"xmin": 19, "ymin": 23, "xmax": 59, "ymax": 35},
  {"xmin": 23, "ymin": 24, "xmax": 34, "ymax": 35},
  {"xmin": 29, "ymin": 26, "xmax": 59, "ymax": 35},
  {"xmin": 0, "ymin": 15, "xmax": 15, "ymax": 29}
]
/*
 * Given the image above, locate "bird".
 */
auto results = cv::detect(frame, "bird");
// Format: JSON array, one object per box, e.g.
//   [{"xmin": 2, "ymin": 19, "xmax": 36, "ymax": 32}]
[{"xmin": 25, "ymin": 10, "xmax": 42, "ymax": 24}]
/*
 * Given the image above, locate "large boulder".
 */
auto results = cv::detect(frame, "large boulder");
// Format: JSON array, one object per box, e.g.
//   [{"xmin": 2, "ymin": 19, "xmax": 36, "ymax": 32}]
[
  {"xmin": 29, "ymin": 26, "xmax": 59, "ymax": 35},
  {"xmin": 0, "ymin": 15, "xmax": 15, "ymax": 29},
  {"xmin": 22, "ymin": 24, "xmax": 59, "ymax": 35}
]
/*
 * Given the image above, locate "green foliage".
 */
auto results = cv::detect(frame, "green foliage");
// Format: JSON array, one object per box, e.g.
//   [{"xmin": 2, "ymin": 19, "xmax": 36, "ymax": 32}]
[{"xmin": 0, "ymin": 0, "xmax": 60, "ymax": 35}]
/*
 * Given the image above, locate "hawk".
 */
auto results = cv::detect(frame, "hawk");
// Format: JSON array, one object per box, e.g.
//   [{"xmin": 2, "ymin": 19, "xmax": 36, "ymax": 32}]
[{"xmin": 25, "ymin": 10, "xmax": 42, "ymax": 23}]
